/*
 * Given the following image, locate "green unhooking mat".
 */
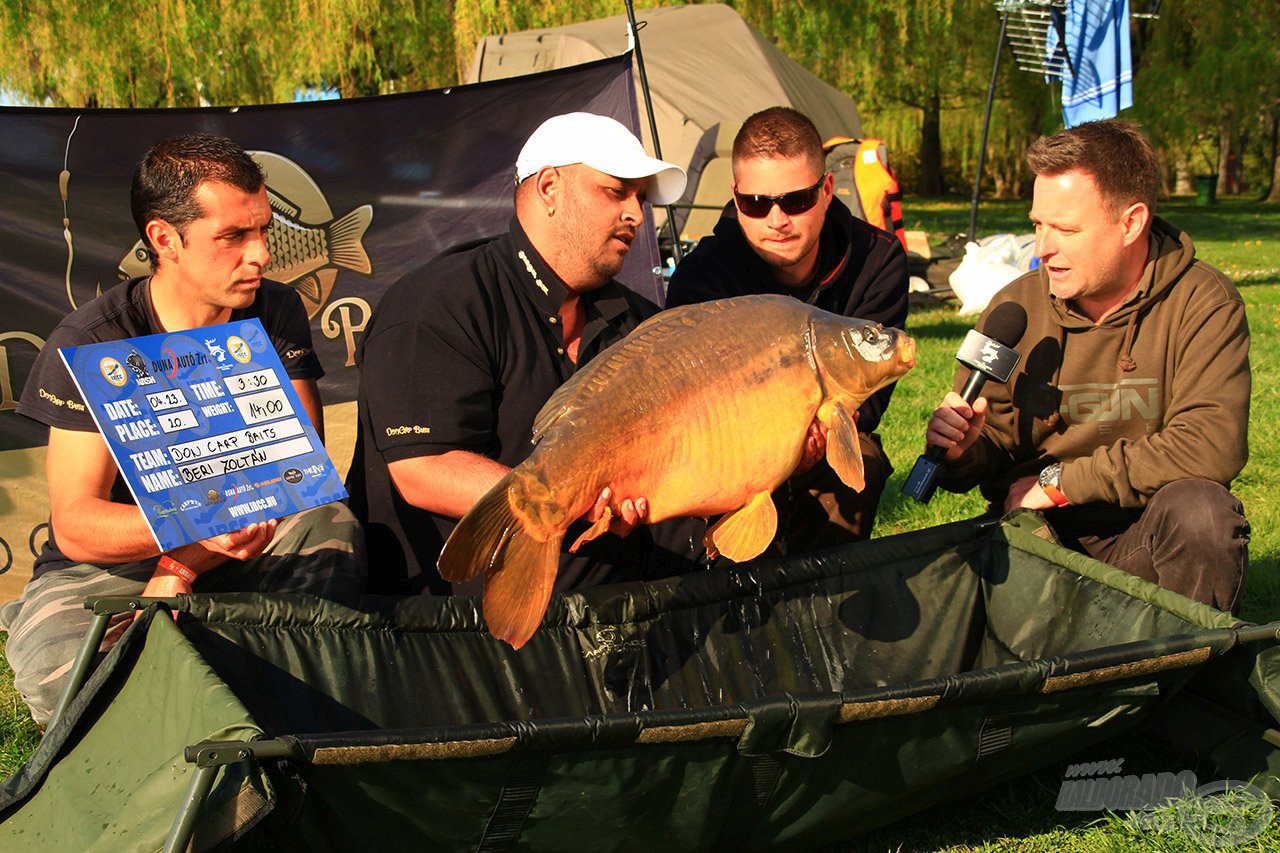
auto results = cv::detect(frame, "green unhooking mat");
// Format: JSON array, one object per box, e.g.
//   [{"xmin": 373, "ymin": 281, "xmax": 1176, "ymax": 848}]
[{"xmin": 2, "ymin": 512, "xmax": 1277, "ymax": 850}]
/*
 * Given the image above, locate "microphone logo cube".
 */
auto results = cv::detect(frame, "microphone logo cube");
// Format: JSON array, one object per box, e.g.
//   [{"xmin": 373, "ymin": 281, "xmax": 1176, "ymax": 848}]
[{"xmin": 956, "ymin": 329, "xmax": 1021, "ymax": 383}]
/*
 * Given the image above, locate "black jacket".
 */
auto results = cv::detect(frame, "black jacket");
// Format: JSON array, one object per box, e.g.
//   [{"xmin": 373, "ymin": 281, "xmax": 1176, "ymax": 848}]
[{"xmin": 666, "ymin": 198, "xmax": 909, "ymax": 432}]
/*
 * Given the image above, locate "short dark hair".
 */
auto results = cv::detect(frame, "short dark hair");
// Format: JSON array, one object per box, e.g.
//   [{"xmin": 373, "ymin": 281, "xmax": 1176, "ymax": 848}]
[
  {"xmin": 1026, "ymin": 119, "xmax": 1158, "ymax": 215},
  {"xmin": 732, "ymin": 107, "xmax": 825, "ymax": 177},
  {"xmin": 131, "ymin": 134, "xmax": 264, "ymax": 267}
]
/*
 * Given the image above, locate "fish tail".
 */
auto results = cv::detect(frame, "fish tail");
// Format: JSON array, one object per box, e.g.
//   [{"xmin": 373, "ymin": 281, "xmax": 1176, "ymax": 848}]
[
  {"xmin": 438, "ymin": 477, "xmax": 517, "ymax": 583},
  {"xmin": 483, "ymin": 529, "xmax": 562, "ymax": 649},
  {"xmin": 437, "ymin": 475, "xmax": 563, "ymax": 649},
  {"xmin": 326, "ymin": 204, "xmax": 373, "ymax": 274}
]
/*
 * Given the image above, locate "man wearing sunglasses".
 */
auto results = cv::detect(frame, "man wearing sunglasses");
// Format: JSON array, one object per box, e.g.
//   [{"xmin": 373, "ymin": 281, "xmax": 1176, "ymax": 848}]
[{"xmin": 666, "ymin": 107, "xmax": 909, "ymax": 552}]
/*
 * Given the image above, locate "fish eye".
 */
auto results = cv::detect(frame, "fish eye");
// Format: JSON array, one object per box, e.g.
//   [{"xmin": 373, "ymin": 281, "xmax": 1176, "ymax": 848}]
[{"xmin": 863, "ymin": 327, "xmax": 879, "ymax": 344}]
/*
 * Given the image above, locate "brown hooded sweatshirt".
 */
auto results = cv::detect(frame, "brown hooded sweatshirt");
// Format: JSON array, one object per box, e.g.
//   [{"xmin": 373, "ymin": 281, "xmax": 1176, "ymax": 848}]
[{"xmin": 941, "ymin": 216, "xmax": 1250, "ymax": 509}]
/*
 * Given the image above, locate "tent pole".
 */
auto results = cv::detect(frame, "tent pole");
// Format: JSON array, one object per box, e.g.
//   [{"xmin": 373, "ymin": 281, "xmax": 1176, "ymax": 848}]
[
  {"xmin": 968, "ymin": 10, "xmax": 1009, "ymax": 240},
  {"xmin": 624, "ymin": 0, "xmax": 682, "ymax": 266}
]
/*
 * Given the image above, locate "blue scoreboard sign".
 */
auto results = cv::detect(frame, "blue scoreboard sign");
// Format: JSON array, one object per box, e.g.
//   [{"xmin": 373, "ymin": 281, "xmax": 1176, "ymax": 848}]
[{"xmin": 60, "ymin": 318, "xmax": 346, "ymax": 550}]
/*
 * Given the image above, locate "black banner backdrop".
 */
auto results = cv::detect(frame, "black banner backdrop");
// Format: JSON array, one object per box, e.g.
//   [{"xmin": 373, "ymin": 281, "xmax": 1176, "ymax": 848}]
[{"xmin": 0, "ymin": 54, "xmax": 659, "ymax": 587}]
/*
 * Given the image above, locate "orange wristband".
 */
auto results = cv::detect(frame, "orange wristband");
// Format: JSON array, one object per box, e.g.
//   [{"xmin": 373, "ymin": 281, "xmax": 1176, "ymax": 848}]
[
  {"xmin": 157, "ymin": 554, "xmax": 197, "ymax": 584},
  {"xmin": 1042, "ymin": 483, "xmax": 1070, "ymax": 508}
]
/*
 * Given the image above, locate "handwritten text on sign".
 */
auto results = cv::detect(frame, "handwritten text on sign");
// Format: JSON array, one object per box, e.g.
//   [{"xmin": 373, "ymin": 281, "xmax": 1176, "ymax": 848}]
[{"xmin": 59, "ymin": 318, "xmax": 347, "ymax": 551}]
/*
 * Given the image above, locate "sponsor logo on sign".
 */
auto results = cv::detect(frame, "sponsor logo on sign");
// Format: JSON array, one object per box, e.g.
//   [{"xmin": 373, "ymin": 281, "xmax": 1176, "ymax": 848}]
[
  {"xmin": 100, "ymin": 356, "xmax": 127, "ymax": 387},
  {"xmin": 124, "ymin": 352, "xmax": 156, "ymax": 386},
  {"xmin": 283, "ymin": 468, "xmax": 303, "ymax": 484},
  {"xmin": 228, "ymin": 336, "xmax": 252, "ymax": 364}
]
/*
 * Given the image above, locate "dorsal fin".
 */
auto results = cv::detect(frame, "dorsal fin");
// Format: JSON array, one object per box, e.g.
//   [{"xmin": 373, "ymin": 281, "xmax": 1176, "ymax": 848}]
[{"xmin": 266, "ymin": 187, "xmax": 301, "ymax": 219}]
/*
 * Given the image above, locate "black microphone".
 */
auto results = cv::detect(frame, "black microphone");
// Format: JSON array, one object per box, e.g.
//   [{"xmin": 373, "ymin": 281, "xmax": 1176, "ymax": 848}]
[{"xmin": 902, "ymin": 302, "xmax": 1028, "ymax": 504}]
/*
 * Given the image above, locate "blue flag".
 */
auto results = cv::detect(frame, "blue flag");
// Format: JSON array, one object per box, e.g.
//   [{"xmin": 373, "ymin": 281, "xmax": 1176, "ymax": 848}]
[{"xmin": 1055, "ymin": 0, "xmax": 1133, "ymax": 127}]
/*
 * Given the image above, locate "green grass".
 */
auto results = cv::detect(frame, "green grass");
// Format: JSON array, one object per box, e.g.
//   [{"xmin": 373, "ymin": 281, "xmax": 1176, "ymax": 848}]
[
  {"xmin": 1, "ymin": 196, "xmax": 1277, "ymax": 847},
  {"xmin": 0, "ymin": 635, "xmax": 39, "ymax": 777}
]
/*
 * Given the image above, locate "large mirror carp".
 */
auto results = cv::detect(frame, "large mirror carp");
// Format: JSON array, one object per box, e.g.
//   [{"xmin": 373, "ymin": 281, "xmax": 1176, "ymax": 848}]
[{"xmin": 439, "ymin": 294, "xmax": 916, "ymax": 647}]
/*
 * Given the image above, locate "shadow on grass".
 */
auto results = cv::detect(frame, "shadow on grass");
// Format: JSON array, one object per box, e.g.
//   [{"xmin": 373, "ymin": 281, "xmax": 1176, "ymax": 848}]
[
  {"xmin": 902, "ymin": 314, "xmax": 975, "ymax": 341},
  {"xmin": 1233, "ymin": 273, "xmax": 1280, "ymax": 288},
  {"xmin": 1157, "ymin": 201, "xmax": 1280, "ymax": 243},
  {"xmin": 1240, "ymin": 555, "xmax": 1280, "ymax": 626}
]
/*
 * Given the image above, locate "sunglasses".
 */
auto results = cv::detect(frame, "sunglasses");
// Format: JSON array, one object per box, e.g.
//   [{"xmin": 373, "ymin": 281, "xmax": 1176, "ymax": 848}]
[{"xmin": 733, "ymin": 174, "xmax": 827, "ymax": 218}]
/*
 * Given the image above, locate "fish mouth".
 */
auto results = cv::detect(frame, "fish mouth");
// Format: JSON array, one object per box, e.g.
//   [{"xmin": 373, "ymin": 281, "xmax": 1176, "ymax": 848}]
[{"xmin": 898, "ymin": 335, "xmax": 917, "ymax": 368}]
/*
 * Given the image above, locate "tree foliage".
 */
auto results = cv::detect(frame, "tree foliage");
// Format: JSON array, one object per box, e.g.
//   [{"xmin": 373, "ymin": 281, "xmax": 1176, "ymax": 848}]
[
  {"xmin": 0, "ymin": 0, "xmax": 459, "ymax": 105},
  {"xmin": 1, "ymin": 0, "xmax": 1277, "ymax": 200}
]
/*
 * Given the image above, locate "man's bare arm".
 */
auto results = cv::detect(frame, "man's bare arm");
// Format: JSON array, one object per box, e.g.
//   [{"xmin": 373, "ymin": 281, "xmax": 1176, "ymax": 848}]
[
  {"xmin": 46, "ymin": 426, "xmax": 161, "ymax": 564},
  {"xmin": 293, "ymin": 377, "xmax": 324, "ymax": 445},
  {"xmin": 388, "ymin": 450, "xmax": 511, "ymax": 520},
  {"xmin": 389, "ymin": 449, "xmax": 651, "ymax": 538},
  {"xmin": 48, "ymin": 426, "xmax": 278, "ymax": 572}
]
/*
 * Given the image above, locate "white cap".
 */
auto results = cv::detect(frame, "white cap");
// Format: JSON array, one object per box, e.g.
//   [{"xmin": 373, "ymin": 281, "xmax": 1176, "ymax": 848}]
[{"xmin": 515, "ymin": 112, "xmax": 687, "ymax": 206}]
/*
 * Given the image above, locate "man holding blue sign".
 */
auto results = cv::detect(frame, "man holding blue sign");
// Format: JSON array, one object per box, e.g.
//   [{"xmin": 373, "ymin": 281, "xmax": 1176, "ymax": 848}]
[{"xmin": 1, "ymin": 135, "xmax": 364, "ymax": 724}]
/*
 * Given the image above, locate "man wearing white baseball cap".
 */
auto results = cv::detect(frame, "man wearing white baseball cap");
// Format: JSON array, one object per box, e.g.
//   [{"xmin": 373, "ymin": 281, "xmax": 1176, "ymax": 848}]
[
  {"xmin": 515, "ymin": 112, "xmax": 686, "ymax": 207},
  {"xmin": 348, "ymin": 112, "xmax": 702, "ymax": 596}
]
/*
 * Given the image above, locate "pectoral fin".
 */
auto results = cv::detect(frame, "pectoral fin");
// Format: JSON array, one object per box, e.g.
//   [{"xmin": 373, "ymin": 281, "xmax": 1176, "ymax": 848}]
[
  {"xmin": 704, "ymin": 491, "xmax": 777, "ymax": 562},
  {"xmin": 823, "ymin": 401, "xmax": 864, "ymax": 491},
  {"xmin": 568, "ymin": 506, "xmax": 611, "ymax": 553}
]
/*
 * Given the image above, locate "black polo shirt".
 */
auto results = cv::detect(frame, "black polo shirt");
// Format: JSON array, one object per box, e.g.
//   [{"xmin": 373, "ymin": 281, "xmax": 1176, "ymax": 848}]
[
  {"xmin": 348, "ymin": 217, "xmax": 702, "ymax": 595},
  {"xmin": 18, "ymin": 276, "xmax": 322, "ymax": 578}
]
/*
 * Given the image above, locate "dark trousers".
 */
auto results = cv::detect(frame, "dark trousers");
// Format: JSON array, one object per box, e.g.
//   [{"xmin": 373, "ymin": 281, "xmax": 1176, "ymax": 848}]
[
  {"xmin": 1048, "ymin": 479, "xmax": 1249, "ymax": 614},
  {"xmin": 775, "ymin": 432, "xmax": 892, "ymax": 554}
]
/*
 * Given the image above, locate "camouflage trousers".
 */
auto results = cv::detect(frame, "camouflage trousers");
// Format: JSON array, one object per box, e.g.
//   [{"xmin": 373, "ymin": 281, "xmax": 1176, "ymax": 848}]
[{"xmin": 0, "ymin": 503, "xmax": 365, "ymax": 725}]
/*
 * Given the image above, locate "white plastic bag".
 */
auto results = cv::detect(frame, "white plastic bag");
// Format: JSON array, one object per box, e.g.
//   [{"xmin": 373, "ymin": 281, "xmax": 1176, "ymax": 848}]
[{"xmin": 948, "ymin": 234, "xmax": 1034, "ymax": 317}]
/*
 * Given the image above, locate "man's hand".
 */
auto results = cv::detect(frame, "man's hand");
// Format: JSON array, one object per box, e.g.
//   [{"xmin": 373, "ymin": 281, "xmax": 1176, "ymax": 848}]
[
  {"xmin": 586, "ymin": 486, "xmax": 649, "ymax": 539},
  {"xmin": 140, "ymin": 519, "xmax": 278, "ymax": 601},
  {"xmin": 925, "ymin": 392, "xmax": 988, "ymax": 462},
  {"xmin": 793, "ymin": 419, "xmax": 832, "ymax": 476},
  {"xmin": 1004, "ymin": 475, "xmax": 1055, "ymax": 513},
  {"xmin": 171, "ymin": 519, "xmax": 279, "ymax": 575}
]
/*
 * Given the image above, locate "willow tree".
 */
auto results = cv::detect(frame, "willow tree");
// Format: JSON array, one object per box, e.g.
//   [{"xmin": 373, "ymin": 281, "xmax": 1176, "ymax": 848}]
[
  {"xmin": 1130, "ymin": 0, "xmax": 1280, "ymax": 199},
  {"xmin": 0, "ymin": 0, "xmax": 458, "ymax": 106},
  {"xmin": 762, "ymin": 0, "xmax": 1014, "ymax": 196}
]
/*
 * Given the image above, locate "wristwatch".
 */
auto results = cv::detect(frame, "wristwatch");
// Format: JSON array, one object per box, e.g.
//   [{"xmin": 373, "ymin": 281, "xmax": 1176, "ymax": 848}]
[{"xmin": 1038, "ymin": 462, "xmax": 1070, "ymax": 507}]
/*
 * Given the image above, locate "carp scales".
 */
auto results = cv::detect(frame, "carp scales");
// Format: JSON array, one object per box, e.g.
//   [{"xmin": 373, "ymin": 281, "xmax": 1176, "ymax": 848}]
[{"xmin": 439, "ymin": 294, "xmax": 916, "ymax": 648}]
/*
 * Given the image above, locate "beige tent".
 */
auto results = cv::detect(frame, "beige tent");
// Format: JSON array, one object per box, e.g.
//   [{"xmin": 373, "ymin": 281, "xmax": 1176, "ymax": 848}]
[{"xmin": 466, "ymin": 4, "xmax": 861, "ymax": 241}]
